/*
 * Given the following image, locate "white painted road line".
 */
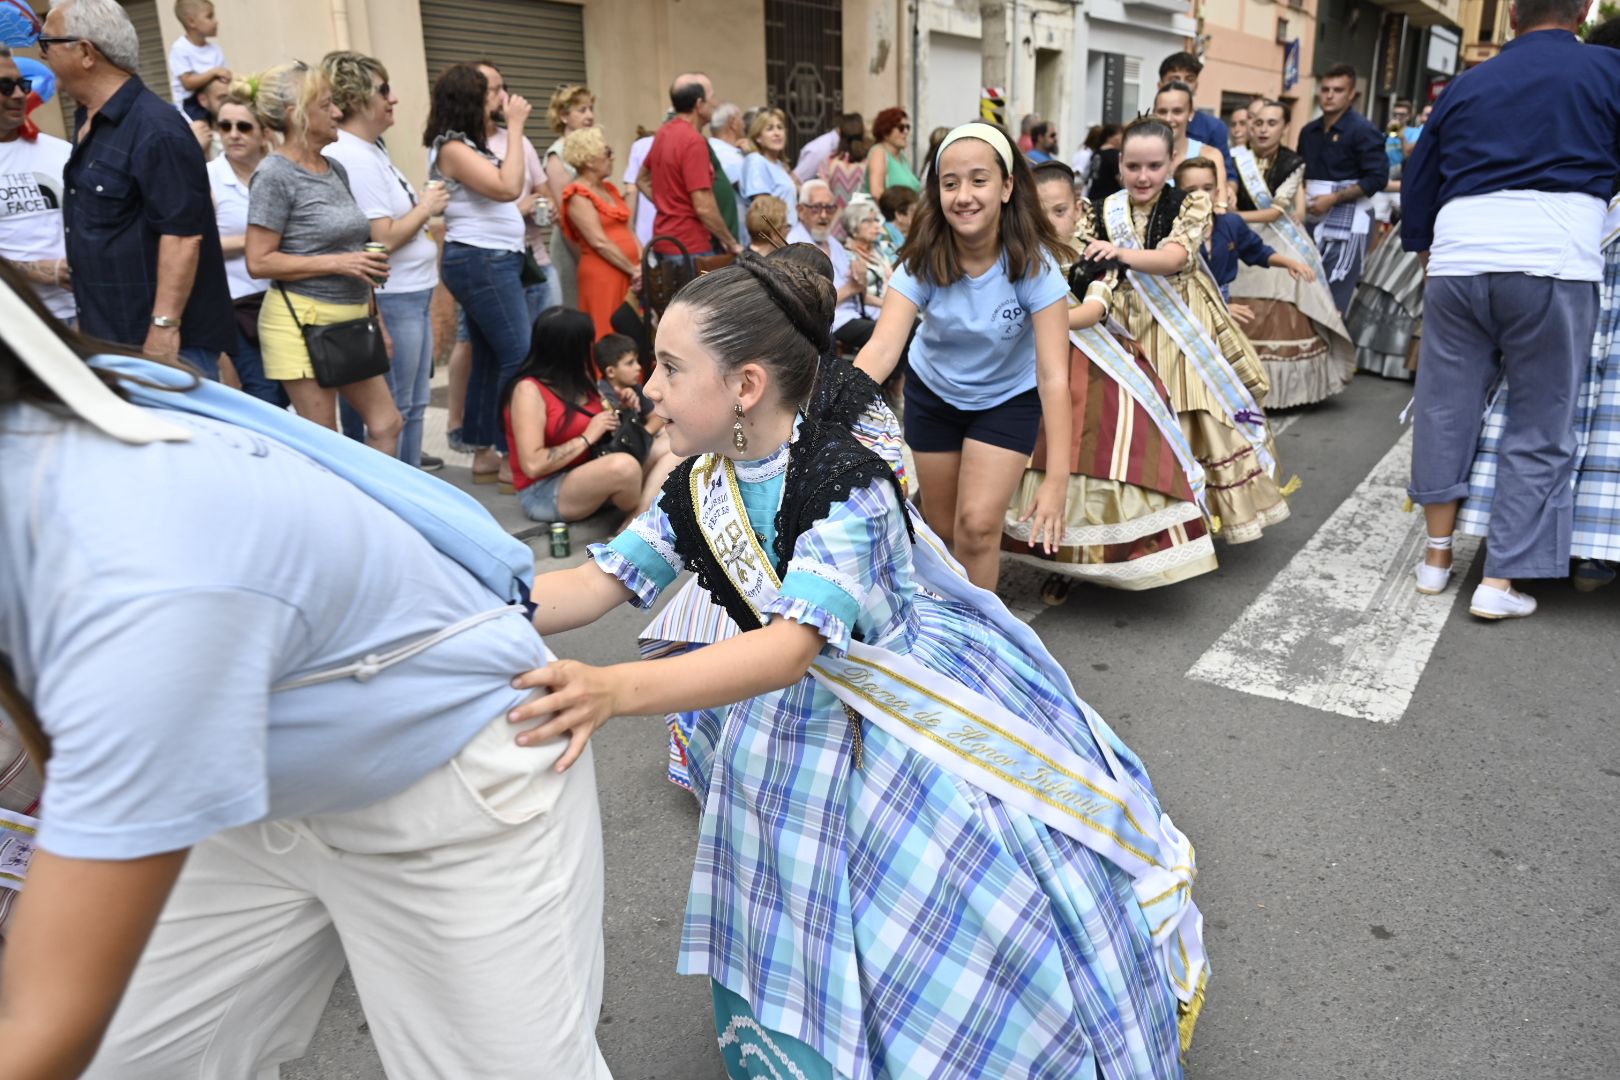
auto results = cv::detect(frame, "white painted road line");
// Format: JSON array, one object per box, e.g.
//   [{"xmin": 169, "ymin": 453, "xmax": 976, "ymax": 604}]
[{"xmin": 1187, "ymin": 428, "xmax": 1480, "ymax": 725}]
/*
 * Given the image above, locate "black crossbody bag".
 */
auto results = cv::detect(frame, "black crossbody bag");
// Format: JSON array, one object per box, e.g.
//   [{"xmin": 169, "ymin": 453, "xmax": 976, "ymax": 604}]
[{"xmin": 277, "ymin": 284, "xmax": 390, "ymax": 389}]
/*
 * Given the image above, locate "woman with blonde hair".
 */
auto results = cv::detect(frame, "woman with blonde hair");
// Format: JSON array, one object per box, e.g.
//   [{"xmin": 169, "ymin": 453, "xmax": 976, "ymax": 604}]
[
  {"xmin": 544, "ymin": 83, "xmax": 596, "ymax": 307},
  {"xmin": 560, "ymin": 126, "xmax": 640, "ymax": 339},
  {"xmin": 740, "ymin": 108, "xmax": 799, "ymax": 228},
  {"xmin": 745, "ymin": 194, "xmax": 790, "ymax": 255},
  {"xmin": 321, "ymin": 50, "xmax": 451, "ymax": 467},
  {"xmin": 242, "ymin": 61, "xmax": 402, "ymax": 452}
]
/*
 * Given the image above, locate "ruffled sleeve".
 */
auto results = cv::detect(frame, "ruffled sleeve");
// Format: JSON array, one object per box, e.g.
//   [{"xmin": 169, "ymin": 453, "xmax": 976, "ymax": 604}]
[
  {"xmin": 588, "ymin": 501, "xmax": 682, "ymax": 609},
  {"xmin": 1274, "ymin": 165, "xmax": 1305, "ymax": 210},
  {"xmin": 767, "ymin": 477, "xmax": 906, "ymax": 657},
  {"xmin": 1163, "ymin": 189, "xmax": 1212, "ymax": 257}
]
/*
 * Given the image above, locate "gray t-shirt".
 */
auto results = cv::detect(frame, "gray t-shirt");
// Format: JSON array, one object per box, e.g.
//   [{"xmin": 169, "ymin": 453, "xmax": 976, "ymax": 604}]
[{"xmin": 247, "ymin": 154, "xmax": 373, "ymax": 305}]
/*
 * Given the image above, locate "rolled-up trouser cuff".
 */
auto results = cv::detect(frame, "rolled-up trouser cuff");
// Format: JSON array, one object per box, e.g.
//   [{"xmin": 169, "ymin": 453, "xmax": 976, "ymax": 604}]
[{"xmin": 1408, "ymin": 481, "xmax": 1472, "ymax": 506}]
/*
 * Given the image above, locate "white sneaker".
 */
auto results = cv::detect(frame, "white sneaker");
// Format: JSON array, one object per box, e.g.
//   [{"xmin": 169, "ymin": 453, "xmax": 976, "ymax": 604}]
[
  {"xmin": 1414, "ymin": 560, "xmax": 1453, "ymax": 595},
  {"xmin": 1469, "ymin": 583, "xmax": 1537, "ymax": 620}
]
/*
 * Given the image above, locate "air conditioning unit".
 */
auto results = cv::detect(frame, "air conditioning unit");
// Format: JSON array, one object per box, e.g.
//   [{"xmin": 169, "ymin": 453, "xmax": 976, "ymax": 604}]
[{"xmin": 1276, "ymin": 16, "xmax": 1291, "ymax": 43}]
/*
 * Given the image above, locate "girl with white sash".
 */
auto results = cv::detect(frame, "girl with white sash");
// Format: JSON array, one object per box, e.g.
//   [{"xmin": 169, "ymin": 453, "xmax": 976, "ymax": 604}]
[
  {"xmin": 519, "ymin": 253, "xmax": 1207, "ymax": 1079},
  {"xmin": 1231, "ymin": 100, "xmax": 1357, "ymax": 407},
  {"xmin": 1001, "ymin": 164, "xmax": 1218, "ymax": 600},
  {"xmin": 1154, "ymin": 81, "xmax": 1228, "ymax": 206},
  {"xmin": 1078, "ymin": 117, "xmax": 1292, "ymax": 543}
]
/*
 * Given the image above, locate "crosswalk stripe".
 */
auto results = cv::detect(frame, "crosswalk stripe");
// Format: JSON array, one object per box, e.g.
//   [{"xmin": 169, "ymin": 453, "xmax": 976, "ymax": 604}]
[{"xmin": 1186, "ymin": 428, "xmax": 1480, "ymax": 724}]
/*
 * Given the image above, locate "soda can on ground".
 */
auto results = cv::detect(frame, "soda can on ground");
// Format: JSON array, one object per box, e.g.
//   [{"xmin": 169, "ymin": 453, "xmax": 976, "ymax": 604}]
[{"xmin": 549, "ymin": 522, "xmax": 571, "ymax": 559}]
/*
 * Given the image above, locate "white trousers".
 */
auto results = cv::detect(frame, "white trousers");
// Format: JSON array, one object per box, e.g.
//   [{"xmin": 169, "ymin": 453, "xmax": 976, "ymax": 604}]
[{"xmin": 83, "ymin": 714, "xmax": 612, "ymax": 1080}]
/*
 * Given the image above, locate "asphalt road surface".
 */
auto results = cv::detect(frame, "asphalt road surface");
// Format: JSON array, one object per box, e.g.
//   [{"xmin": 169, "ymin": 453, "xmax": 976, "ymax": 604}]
[{"xmin": 284, "ymin": 373, "xmax": 1619, "ymax": 1079}]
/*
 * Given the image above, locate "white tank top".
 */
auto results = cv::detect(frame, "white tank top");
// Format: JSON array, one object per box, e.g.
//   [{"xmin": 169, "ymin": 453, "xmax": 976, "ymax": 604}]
[{"xmin": 430, "ymin": 134, "xmax": 526, "ymax": 253}]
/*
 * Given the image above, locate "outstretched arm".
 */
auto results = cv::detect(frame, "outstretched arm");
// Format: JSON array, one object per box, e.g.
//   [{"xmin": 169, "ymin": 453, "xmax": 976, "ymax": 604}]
[
  {"xmin": 508, "ymin": 617, "xmax": 826, "ymax": 771},
  {"xmin": 531, "ymin": 560, "xmax": 636, "ymax": 635},
  {"xmin": 853, "ymin": 289, "xmax": 919, "ymax": 384}
]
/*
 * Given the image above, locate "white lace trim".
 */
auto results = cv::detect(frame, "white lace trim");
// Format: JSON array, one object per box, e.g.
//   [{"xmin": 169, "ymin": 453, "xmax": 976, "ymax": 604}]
[
  {"xmin": 786, "ymin": 558, "xmax": 865, "ymax": 601},
  {"xmin": 629, "ymin": 518, "xmax": 681, "ymax": 571},
  {"xmin": 1002, "ymin": 500, "xmax": 1205, "ymax": 547},
  {"xmin": 716, "ymin": 1015, "xmax": 814, "ymax": 1080},
  {"xmin": 735, "ymin": 442, "xmax": 791, "ymax": 482},
  {"xmin": 1005, "ymin": 532, "xmax": 1217, "ymax": 582}
]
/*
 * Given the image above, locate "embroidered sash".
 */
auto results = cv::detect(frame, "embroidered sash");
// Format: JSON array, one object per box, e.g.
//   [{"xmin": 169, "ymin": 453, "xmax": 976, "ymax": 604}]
[
  {"xmin": 0, "ymin": 809, "xmax": 37, "ymax": 891},
  {"xmin": 1070, "ymin": 325, "xmax": 1208, "ymax": 512},
  {"xmin": 1232, "ymin": 147, "xmax": 1329, "ymax": 282},
  {"xmin": 691, "ymin": 453, "xmax": 1208, "ymax": 1007},
  {"xmin": 1103, "ymin": 189, "xmax": 1275, "ymax": 475}
]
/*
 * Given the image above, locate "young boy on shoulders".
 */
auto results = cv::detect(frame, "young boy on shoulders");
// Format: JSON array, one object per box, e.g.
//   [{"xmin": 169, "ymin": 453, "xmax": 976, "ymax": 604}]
[{"xmin": 168, "ymin": 0, "xmax": 229, "ymax": 121}]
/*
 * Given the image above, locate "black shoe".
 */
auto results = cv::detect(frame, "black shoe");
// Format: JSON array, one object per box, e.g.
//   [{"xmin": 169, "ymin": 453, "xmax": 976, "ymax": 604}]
[{"xmin": 417, "ymin": 452, "xmax": 445, "ymax": 473}]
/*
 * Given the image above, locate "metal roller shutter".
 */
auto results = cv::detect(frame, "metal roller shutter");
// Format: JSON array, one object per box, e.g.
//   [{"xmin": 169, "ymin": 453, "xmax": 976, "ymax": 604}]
[{"xmin": 420, "ymin": 0, "xmax": 587, "ymax": 149}]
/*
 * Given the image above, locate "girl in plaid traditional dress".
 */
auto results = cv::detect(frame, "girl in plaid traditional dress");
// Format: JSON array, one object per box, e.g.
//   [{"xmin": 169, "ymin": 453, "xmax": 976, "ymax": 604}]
[{"xmin": 519, "ymin": 252, "xmax": 1205, "ymax": 1079}]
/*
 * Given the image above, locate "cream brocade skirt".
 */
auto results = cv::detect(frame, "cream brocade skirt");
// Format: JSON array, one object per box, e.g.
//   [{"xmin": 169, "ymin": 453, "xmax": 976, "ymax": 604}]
[{"xmin": 1113, "ymin": 273, "xmax": 1293, "ymax": 543}]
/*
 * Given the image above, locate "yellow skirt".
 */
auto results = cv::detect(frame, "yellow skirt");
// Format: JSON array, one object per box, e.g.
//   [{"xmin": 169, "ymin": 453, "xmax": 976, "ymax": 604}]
[{"xmin": 258, "ymin": 289, "xmax": 370, "ymax": 382}]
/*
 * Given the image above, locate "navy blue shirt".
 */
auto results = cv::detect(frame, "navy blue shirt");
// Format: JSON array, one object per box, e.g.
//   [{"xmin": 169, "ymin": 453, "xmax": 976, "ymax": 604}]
[
  {"xmin": 64, "ymin": 76, "xmax": 233, "ymax": 353},
  {"xmin": 1298, "ymin": 108, "xmax": 1388, "ymax": 196},
  {"xmin": 1401, "ymin": 29, "xmax": 1620, "ymax": 252},
  {"xmin": 1188, "ymin": 110, "xmax": 1234, "ymax": 174},
  {"xmin": 1205, "ymin": 212, "xmax": 1275, "ymax": 289}
]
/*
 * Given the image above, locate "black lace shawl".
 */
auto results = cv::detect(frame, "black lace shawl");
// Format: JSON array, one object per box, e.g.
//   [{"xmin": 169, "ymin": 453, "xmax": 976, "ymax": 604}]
[
  {"xmin": 659, "ymin": 361, "xmax": 912, "ymax": 634},
  {"xmin": 1234, "ymin": 147, "xmax": 1306, "ymax": 213},
  {"xmin": 1070, "ymin": 185, "xmax": 1191, "ymax": 295}
]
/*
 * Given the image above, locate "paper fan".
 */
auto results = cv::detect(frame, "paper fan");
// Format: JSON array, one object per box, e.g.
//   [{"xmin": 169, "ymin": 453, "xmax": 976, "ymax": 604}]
[{"xmin": 0, "ymin": 0, "xmax": 41, "ymax": 47}]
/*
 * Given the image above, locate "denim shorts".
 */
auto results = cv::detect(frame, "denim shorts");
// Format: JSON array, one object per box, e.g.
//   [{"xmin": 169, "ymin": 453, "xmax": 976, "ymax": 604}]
[
  {"xmin": 903, "ymin": 373, "xmax": 1042, "ymax": 456},
  {"xmin": 517, "ymin": 470, "xmax": 567, "ymax": 522}
]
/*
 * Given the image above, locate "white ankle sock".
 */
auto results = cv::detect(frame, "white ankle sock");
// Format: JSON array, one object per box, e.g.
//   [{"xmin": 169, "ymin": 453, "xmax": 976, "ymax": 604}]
[{"xmin": 1425, "ymin": 534, "xmax": 1454, "ymax": 552}]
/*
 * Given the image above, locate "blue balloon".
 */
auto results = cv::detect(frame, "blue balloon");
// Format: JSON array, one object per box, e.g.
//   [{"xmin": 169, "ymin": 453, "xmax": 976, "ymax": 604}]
[
  {"xmin": 15, "ymin": 58, "xmax": 54, "ymax": 105},
  {"xmin": 0, "ymin": 0, "xmax": 42, "ymax": 48}
]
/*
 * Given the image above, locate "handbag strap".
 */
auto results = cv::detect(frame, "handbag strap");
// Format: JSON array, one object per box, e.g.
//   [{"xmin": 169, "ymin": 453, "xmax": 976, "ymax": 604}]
[{"xmin": 277, "ymin": 282, "xmax": 377, "ymax": 327}]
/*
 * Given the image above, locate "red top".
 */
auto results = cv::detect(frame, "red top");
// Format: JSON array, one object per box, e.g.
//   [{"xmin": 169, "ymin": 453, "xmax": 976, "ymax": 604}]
[
  {"xmin": 646, "ymin": 116, "xmax": 717, "ymax": 254},
  {"xmin": 504, "ymin": 378, "xmax": 603, "ymax": 493}
]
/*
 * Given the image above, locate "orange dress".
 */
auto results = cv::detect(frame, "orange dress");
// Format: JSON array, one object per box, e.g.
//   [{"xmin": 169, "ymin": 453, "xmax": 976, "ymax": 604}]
[{"xmin": 561, "ymin": 179, "xmax": 638, "ymax": 340}]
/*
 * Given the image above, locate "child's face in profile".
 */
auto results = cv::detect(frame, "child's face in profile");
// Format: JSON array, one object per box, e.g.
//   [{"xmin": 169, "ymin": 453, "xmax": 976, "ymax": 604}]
[
  {"xmin": 1036, "ymin": 178, "xmax": 1079, "ymax": 239},
  {"xmin": 191, "ymin": 4, "xmax": 219, "ymax": 36},
  {"xmin": 604, "ymin": 356, "xmax": 641, "ymax": 388}
]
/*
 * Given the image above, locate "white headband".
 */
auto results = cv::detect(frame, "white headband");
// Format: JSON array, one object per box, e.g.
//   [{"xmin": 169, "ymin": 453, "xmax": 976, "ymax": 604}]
[
  {"xmin": 933, "ymin": 122, "xmax": 1015, "ymax": 173},
  {"xmin": 0, "ymin": 283, "xmax": 192, "ymax": 444}
]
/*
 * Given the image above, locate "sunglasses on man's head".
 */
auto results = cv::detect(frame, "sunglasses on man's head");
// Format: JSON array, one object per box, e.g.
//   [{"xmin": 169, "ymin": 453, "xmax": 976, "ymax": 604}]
[
  {"xmin": 216, "ymin": 119, "xmax": 256, "ymax": 134},
  {"xmin": 0, "ymin": 77, "xmax": 33, "ymax": 98}
]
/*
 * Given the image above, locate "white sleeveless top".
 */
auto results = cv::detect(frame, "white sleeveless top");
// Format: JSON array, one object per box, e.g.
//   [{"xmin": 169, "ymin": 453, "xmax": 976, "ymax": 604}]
[{"xmin": 429, "ymin": 133, "xmax": 526, "ymax": 253}]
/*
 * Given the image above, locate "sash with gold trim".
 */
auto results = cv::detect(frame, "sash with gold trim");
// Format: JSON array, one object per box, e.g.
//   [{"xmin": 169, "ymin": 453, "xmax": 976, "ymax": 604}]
[
  {"xmin": 1103, "ymin": 189, "xmax": 1275, "ymax": 477},
  {"xmin": 1231, "ymin": 147, "xmax": 1329, "ymax": 283},
  {"xmin": 0, "ymin": 809, "xmax": 38, "ymax": 891},
  {"xmin": 690, "ymin": 453, "xmax": 1210, "ymax": 1019}
]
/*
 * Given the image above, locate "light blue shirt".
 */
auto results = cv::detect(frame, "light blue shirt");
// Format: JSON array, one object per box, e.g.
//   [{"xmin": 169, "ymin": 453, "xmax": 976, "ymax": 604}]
[
  {"xmin": 0, "ymin": 403, "xmax": 549, "ymax": 860},
  {"xmin": 741, "ymin": 152, "xmax": 800, "ymax": 227},
  {"xmin": 888, "ymin": 252, "xmax": 1069, "ymax": 410}
]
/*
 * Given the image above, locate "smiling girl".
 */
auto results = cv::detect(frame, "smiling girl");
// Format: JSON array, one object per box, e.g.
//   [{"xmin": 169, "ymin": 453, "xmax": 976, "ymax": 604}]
[
  {"xmin": 1154, "ymin": 81, "xmax": 1229, "ymax": 210},
  {"xmin": 1077, "ymin": 117, "xmax": 1292, "ymax": 542},
  {"xmin": 855, "ymin": 122, "xmax": 1074, "ymax": 590},
  {"xmin": 519, "ymin": 251, "xmax": 1205, "ymax": 1078}
]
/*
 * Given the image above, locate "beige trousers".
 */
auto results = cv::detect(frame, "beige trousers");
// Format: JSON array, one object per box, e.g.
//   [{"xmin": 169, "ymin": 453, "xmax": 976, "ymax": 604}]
[{"xmin": 83, "ymin": 715, "xmax": 611, "ymax": 1080}]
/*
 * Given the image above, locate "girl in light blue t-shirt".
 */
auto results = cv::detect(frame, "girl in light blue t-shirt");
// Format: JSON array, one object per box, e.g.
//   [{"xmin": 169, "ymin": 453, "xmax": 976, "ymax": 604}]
[{"xmin": 854, "ymin": 122, "xmax": 1074, "ymax": 590}]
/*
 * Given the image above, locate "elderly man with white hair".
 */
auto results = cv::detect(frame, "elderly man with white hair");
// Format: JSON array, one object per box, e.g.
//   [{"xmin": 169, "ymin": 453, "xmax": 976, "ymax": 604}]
[
  {"xmin": 788, "ymin": 177, "xmax": 876, "ymax": 349},
  {"xmin": 707, "ymin": 101, "xmax": 746, "ymax": 186},
  {"xmin": 39, "ymin": 0, "xmax": 233, "ymax": 373}
]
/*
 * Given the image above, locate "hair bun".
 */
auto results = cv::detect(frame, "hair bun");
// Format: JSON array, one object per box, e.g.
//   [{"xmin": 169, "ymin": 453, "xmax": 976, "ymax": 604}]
[{"xmin": 733, "ymin": 251, "xmax": 833, "ymax": 355}]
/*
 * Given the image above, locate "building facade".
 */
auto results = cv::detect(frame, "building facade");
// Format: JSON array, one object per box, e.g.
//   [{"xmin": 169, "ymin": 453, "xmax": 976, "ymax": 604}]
[{"xmin": 1194, "ymin": 0, "xmax": 1322, "ymax": 130}]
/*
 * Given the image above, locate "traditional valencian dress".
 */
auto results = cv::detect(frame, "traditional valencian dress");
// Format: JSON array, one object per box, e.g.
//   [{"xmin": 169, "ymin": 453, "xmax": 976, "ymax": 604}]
[
  {"xmin": 1230, "ymin": 145, "xmax": 1357, "ymax": 406},
  {"xmin": 1082, "ymin": 186, "xmax": 1292, "ymax": 543},
  {"xmin": 1346, "ymin": 233, "xmax": 1424, "ymax": 381},
  {"xmin": 1001, "ymin": 291, "xmax": 1218, "ymax": 589},
  {"xmin": 592, "ymin": 376, "xmax": 1208, "ymax": 1079}
]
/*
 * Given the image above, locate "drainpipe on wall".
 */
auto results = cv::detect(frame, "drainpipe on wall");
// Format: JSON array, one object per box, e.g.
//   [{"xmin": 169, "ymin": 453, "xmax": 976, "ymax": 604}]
[
  {"xmin": 911, "ymin": 0, "xmax": 921, "ymax": 163},
  {"xmin": 330, "ymin": 0, "xmax": 353, "ymax": 52}
]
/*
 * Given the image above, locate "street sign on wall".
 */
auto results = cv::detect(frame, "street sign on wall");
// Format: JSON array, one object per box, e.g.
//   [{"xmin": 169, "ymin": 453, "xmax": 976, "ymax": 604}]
[
  {"xmin": 1101, "ymin": 53, "xmax": 1125, "ymax": 125},
  {"xmin": 1283, "ymin": 39, "xmax": 1300, "ymax": 91}
]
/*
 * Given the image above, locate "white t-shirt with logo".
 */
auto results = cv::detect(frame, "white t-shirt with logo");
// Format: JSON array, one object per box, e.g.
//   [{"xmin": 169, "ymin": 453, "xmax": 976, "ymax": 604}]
[
  {"xmin": 0, "ymin": 133, "xmax": 75, "ymax": 320},
  {"xmin": 323, "ymin": 130, "xmax": 439, "ymax": 294},
  {"xmin": 168, "ymin": 36, "xmax": 226, "ymax": 105}
]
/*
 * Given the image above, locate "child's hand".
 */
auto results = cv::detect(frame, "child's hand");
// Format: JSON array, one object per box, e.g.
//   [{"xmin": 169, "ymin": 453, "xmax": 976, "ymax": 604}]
[
  {"xmin": 507, "ymin": 660, "xmax": 619, "ymax": 772},
  {"xmin": 1287, "ymin": 260, "xmax": 1316, "ymax": 283},
  {"xmin": 1228, "ymin": 302, "xmax": 1256, "ymax": 325}
]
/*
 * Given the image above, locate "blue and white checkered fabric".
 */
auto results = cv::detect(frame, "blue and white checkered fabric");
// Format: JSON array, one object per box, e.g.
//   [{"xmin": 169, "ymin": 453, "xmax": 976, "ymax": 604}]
[
  {"xmin": 594, "ymin": 477, "xmax": 1186, "ymax": 1080},
  {"xmin": 1574, "ymin": 246, "xmax": 1620, "ymax": 561},
  {"xmin": 1459, "ymin": 243, "xmax": 1620, "ymax": 559}
]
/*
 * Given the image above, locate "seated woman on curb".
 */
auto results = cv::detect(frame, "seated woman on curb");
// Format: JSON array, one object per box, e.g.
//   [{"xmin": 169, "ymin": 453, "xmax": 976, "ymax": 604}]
[{"xmin": 504, "ymin": 306, "xmax": 669, "ymax": 526}]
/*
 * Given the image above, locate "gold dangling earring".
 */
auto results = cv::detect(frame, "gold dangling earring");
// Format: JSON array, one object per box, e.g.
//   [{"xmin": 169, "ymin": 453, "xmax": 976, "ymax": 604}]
[{"xmin": 732, "ymin": 402, "xmax": 748, "ymax": 453}]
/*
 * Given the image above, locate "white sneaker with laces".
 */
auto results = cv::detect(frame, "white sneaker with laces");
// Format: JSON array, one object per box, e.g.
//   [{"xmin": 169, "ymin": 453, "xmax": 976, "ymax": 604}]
[
  {"xmin": 1414, "ymin": 560, "xmax": 1452, "ymax": 595},
  {"xmin": 1469, "ymin": 583, "xmax": 1537, "ymax": 620}
]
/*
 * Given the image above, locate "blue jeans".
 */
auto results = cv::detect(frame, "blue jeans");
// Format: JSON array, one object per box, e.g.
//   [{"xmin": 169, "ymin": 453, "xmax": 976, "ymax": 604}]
[
  {"xmin": 179, "ymin": 345, "xmax": 220, "ymax": 381},
  {"xmin": 229, "ymin": 319, "xmax": 289, "ymax": 408},
  {"xmin": 339, "ymin": 289, "xmax": 437, "ymax": 463},
  {"xmin": 441, "ymin": 243, "xmax": 532, "ymax": 453},
  {"xmin": 525, "ymin": 274, "xmax": 563, "ymax": 325}
]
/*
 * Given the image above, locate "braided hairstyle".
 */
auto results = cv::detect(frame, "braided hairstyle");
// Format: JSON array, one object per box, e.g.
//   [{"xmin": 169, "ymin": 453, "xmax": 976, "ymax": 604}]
[
  {"xmin": 666, "ymin": 251, "xmax": 831, "ymax": 410},
  {"xmin": 1121, "ymin": 116, "xmax": 1176, "ymax": 157}
]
